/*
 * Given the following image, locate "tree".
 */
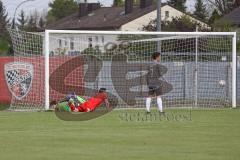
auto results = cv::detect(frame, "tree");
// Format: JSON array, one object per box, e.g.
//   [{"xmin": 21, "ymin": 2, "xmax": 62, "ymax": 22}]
[
  {"xmin": 113, "ymin": 0, "xmax": 124, "ymax": 6},
  {"xmin": 17, "ymin": 10, "xmax": 27, "ymax": 30},
  {"xmin": 168, "ymin": 0, "xmax": 187, "ymax": 12},
  {"xmin": 208, "ymin": 9, "xmax": 221, "ymax": 25},
  {"xmin": 164, "ymin": 15, "xmax": 201, "ymax": 31},
  {"xmin": 233, "ymin": 0, "xmax": 240, "ymax": 8},
  {"xmin": 206, "ymin": 0, "xmax": 239, "ymax": 15},
  {"xmin": 38, "ymin": 16, "xmax": 46, "ymax": 30},
  {"xmin": 0, "ymin": 0, "xmax": 10, "ymax": 55},
  {"xmin": 143, "ymin": 15, "xmax": 207, "ymax": 32},
  {"xmin": 0, "ymin": 0, "xmax": 9, "ymax": 37},
  {"xmin": 26, "ymin": 13, "xmax": 37, "ymax": 32},
  {"xmin": 23, "ymin": 10, "xmax": 47, "ymax": 31},
  {"xmin": 212, "ymin": 19, "xmax": 233, "ymax": 32},
  {"xmin": 194, "ymin": 0, "xmax": 208, "ymax": 21},
  {"xmin": 47, "ymin": 0, "xmax": 78, "ymax": 23}
]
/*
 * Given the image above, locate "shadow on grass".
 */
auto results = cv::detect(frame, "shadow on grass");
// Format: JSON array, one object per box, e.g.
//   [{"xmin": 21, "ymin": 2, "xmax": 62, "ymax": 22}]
[{"xmin": 55, "ymin": 110, "xmax": 110, "ymax": 121}]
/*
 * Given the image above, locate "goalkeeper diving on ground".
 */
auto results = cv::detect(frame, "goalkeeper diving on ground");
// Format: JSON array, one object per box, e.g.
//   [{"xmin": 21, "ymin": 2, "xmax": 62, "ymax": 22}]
[{"xmin": 53, "ymin": 88, "xmax": 111, "ymax": 112}]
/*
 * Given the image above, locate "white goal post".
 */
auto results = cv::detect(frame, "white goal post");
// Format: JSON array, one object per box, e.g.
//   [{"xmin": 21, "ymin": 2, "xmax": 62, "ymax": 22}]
[{"xmin": 7, "ymin": 29, "xmax": 237, "ymax": 110}]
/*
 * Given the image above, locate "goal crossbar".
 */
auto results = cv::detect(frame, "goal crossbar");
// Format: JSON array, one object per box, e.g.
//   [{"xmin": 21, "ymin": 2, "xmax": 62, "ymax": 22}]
[{"xmin": 45, "ymin": 30, "xmax": 236, "ymax": 36}]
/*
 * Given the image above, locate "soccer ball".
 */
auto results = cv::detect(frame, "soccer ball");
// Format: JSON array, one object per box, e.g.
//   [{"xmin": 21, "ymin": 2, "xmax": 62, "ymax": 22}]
[{"xmin": 219, "ymin": 80, "xmax": 226, "ymax": 86}]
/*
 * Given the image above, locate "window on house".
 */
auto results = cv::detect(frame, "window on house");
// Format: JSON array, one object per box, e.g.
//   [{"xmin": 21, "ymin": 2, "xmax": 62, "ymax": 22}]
[
  {"xmin": 64, "ymin": 38, "xmax": 67, "ymax": 46},
  {"xmin": 101, "ymin": 36, "xmax": 105, "ymax": 43},
  {"xmin": 95, "ymin": 36, "xmax": 99, "ymax": 43},
  {"xmin": 70, "ymin": 38, "xmax": 74, "ymax": 50},
  {"xmin": 88, "ymin": 37, "xmax": 93, "ymax": 48},
  {"xmin": 58, "ymin": 39, "xmax": 62, "ymax": 47},
  {"xmin": 165, "ymin": 11, "xmax": 169, "ymax": 19}
]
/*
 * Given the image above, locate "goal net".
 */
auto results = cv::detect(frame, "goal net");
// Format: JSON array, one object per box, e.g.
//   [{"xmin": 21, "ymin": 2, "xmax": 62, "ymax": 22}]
[{"xmin": 6, "ymin": 29, "xmax": 237, "ymax": 110}]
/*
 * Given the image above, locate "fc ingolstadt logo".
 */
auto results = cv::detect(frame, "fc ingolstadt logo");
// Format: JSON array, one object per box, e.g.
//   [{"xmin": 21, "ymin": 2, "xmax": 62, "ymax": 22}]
[{"xmin": 4, "ymin": 62, "xmax": 34, "ymax": 100}]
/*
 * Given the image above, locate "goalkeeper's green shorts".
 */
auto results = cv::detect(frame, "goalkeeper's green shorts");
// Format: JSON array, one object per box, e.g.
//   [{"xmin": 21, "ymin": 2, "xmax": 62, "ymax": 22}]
[
  {"xmin": 56, "ymin": 96, "xmax": 86, "ymax": 112},
  {"xmin": 56, "ymin": 102, "xmax": 71, "ymax": 112}
]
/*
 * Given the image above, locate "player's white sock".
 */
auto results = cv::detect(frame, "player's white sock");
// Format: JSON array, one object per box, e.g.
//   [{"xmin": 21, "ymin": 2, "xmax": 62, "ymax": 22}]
[
  {"xmin": 157, "ymin": 97, "xmax": 163, "ymax": 112},
  {"xmin": 146, "ymin": 97, "xmax": 152, "ymax": 112}
]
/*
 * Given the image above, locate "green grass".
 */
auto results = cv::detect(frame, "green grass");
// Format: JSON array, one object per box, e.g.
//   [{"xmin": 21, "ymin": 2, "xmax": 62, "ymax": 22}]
[{"xmin": 0, "ymin": 109, "xmax": 240, "ymax": 160}]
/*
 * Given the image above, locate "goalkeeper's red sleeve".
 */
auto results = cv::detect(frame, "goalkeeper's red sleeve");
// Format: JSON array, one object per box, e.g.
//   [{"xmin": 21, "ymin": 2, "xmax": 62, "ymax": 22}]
[{"xmin": 68, "ymin": 102, "xmax": 75, "ymax": 111}]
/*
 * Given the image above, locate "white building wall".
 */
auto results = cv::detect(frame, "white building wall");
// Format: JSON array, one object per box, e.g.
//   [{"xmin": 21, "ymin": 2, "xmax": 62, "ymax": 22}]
[
  {"xmin": 49, "ymin": 5, "xmax": 210, "ymax": 54},
  {"xmin": 49, "ymin": 34, "xmax": 117, "ymax": 55},
  {"xmin": 121, "ymin": 5, "xmax": 209, "ymax": 31}
]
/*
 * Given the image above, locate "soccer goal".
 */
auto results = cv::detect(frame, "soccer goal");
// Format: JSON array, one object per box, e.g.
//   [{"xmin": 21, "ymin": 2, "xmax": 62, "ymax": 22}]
[{"xmin": 6, "ymin": 29, "xmax": 237, "ymax": 111}]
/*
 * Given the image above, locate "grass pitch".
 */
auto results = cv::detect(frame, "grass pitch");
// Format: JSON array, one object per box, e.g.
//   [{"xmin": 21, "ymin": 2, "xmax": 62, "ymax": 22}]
[{"xmin": 0, "ymin": 109, "xmax": 240, "ymax": 160}]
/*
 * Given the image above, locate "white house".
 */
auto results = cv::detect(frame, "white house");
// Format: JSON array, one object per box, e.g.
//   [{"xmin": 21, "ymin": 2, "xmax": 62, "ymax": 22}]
[
  {"xmin": 121, "ymin": 4, "xmax": 209, "ymax": 31},
  {"xmin": 47, "ymin": 0, "xmax": 210, "ymax": 54}
]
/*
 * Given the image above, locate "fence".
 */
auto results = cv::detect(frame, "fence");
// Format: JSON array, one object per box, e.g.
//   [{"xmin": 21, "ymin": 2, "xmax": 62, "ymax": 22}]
[{"xmin": 1, "ymin": 57, "xmax": 240, "ymax": 107}]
